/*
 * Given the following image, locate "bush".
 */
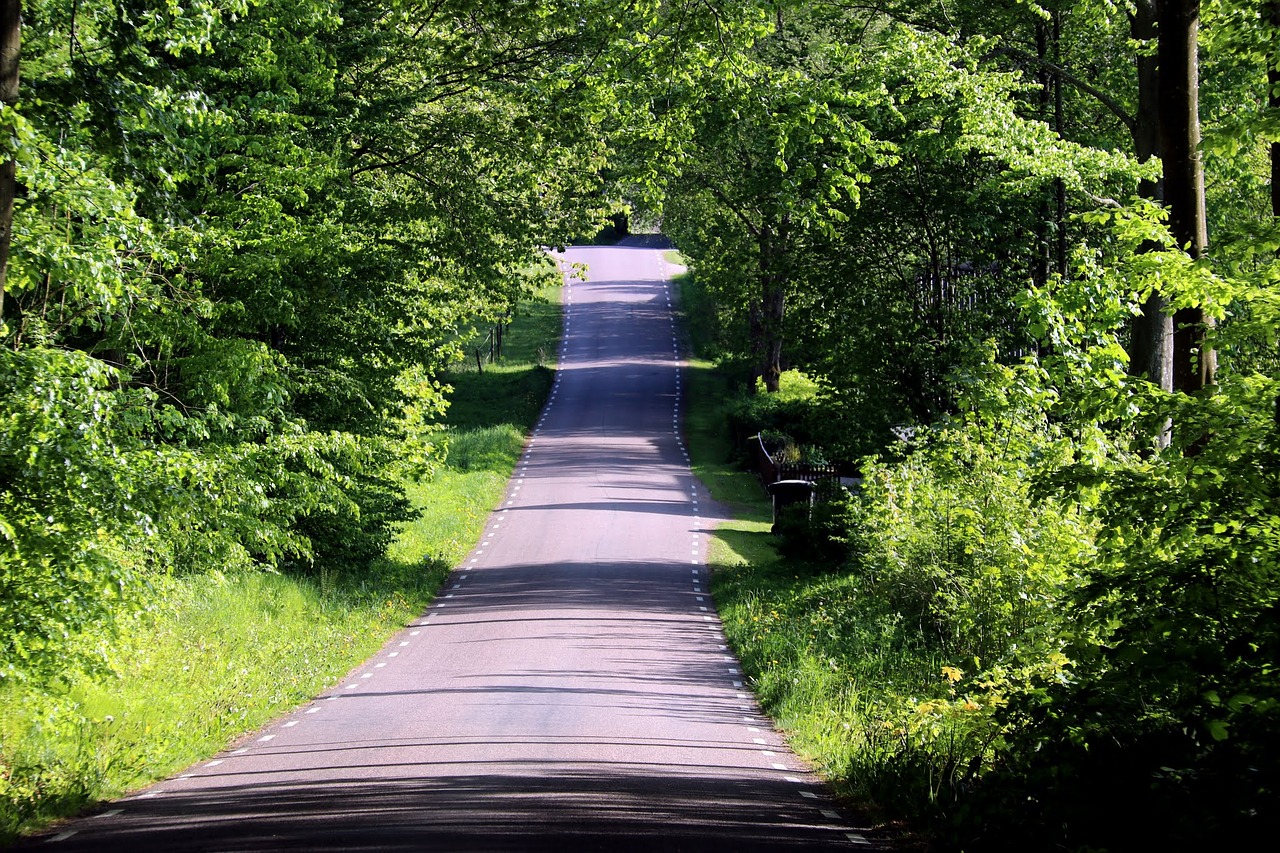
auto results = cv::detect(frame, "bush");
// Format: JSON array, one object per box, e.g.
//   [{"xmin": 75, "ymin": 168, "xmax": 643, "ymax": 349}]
[
  {"xmin": 850, "ymin": 424, "xmax": 1091, "ymax": 669},
  {"xmin": 725, "ymin": 371, "xmax": 829, "ymax": 458},
  {"xmin": 775, "ymin": 479, "xmax": 857, "ymax": 565},
  {"xmin": 955, "ymin": 392, "xmax": 1280, "ymax": 850},
  {"xmin": 1, "ymin": 348, "xmax": 153, "ymax": 683}
]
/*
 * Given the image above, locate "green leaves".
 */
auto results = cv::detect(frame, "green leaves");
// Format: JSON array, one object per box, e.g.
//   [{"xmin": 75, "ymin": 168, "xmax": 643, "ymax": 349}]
[
  {"xmin": 662, "ymin": 2, "xmax": 1280, "ymax": 843},
  {"xmin": 4, "ymin": 0, "xmax": 690, "ymax": 681},
  {"xmin": 0, "ymin": 347, "xmax": 142, "ymax": 682}
]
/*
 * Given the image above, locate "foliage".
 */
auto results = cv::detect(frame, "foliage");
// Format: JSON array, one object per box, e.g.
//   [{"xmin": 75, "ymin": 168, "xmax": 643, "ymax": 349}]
[
  {"xmin": 4, "ymin": 0, "xmax": 1280, "ymax": 845},
  {"xmin": 966, "ymin": 423, "xmax": 1280, "ymax": 849},
  {"xmin": 1, "ymin": 347, "xmax": 149, "ymax": 681},
  {"xmin": 2, "ymin": 0, "xmax": 654, "ymax": 683},
  {"xmin": 849, "ymin": 379, "xmax": 1092, "ymax": 669},
  {"xmin": 724, "ymin": 370, "xmax": 827, "ymax": 456},
  {"xmin": 0, "ymin": 276, "xmax": 559, "ymax": 841},
  {"xmin": 942, "ymin": 202, "xmax": 1280, "ymax": 849},
  {"xmin": 676, "ymin": 5, "xmax": 1280, "ymax": 835}
]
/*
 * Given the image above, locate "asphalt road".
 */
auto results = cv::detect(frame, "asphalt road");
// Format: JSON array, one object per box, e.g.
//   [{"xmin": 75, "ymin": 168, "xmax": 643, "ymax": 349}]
[{"xmin": 25, "ymin": 239, "xmax": 878, "ymax": 851}]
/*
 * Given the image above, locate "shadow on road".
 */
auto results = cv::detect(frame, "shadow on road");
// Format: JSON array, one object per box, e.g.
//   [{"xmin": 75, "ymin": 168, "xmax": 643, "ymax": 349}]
[{"xmin": 25, "ymin": 769, "xmax": 868, "ymax": 852}]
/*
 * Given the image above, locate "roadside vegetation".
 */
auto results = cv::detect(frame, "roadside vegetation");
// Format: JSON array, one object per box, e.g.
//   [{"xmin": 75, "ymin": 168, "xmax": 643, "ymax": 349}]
[
  {"xmin": 662, "ymin": 4, "xmax": 1279, "ymax": 849},
  {"xmin": 681, "ymin": 195, "xmax": 1276, "ymax": 851},
  {"xmin": 0, "ymin": 287, "xmax": 560, "ymax": 843}
]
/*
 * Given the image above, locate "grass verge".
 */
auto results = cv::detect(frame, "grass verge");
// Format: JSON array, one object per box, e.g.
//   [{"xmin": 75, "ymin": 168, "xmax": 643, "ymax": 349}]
[
  {"xmin": 0, "ymin": 565, "xmax": 446, "ymax": 842},
  {"xmin": 680, "ymin": 273, "xmax": 920, "ymax": 841},
  {"xmin": 0, "ymin": 283, "xmax": 562, "ymax": 844},
  {"xmin": 397, "ymin": 280, "xmax": 560, "ymax": 568}
]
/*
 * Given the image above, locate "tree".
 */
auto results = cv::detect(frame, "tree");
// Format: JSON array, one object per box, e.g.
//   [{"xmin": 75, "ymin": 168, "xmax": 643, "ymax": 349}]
[
  {"xmin": 662, "ymin": 5, "xmax": 879, "ymax": 392},
  {"xmin": 1160, "ymin": 0, "xmax": 1218, "ymax": 392},
  {"xmin": 0, "ymin": 0, "xmax": 17, "ymax": 320},
  {"xmin": 1129, "ymin": 0, "xmax": 1177, "ymax": 398}
]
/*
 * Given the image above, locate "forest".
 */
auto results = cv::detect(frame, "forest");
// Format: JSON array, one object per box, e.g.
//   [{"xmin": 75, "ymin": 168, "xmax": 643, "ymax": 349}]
[{"xmin": 2, "ymin": 0, "xmax": 1278, "ymax": 848}]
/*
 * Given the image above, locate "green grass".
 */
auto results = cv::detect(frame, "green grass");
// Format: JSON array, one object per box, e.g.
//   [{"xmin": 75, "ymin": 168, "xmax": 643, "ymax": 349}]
[
  {"xmin": 679, "ymin": 273, "xmax": 929, "ymax": 837},
  {"xmin": 0, "ymin": 565, "xmax": 446, "ymax": 842},
  {"xmin": 0, "ymin": 283, "xmax": 563, "ymax": 844},
  {"xmin": 688, "ymin": 370, "xmax": 891, "ymax": 811}
]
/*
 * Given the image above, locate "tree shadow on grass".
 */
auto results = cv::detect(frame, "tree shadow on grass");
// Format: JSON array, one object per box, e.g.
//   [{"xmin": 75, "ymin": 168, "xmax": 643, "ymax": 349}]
[{"xmin": 445, "ymin": 365, "xmax": 555, "ymax": 435}]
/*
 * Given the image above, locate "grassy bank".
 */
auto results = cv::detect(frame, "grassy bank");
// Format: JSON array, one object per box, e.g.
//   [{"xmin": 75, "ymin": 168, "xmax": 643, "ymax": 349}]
[
  {"xmin": 0, "ymin": 566, "xmax": 448, "ymax": 842},
  {"xmin": 0, "ymin": 283, "xmax": 562, "ymax": 844},
  {"xmin": 677, "ymin": 269, "xmax": 917, "ymax": 836},
  {"xmin": 394, "ymin": 280, "xmax": 560, "ymax": 569}
]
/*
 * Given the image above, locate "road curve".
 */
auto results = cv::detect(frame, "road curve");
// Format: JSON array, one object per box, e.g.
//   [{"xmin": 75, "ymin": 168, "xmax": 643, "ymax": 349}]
[{"xmin": 24, "ymin": 239, "xmax": 877, "ymax": 851}]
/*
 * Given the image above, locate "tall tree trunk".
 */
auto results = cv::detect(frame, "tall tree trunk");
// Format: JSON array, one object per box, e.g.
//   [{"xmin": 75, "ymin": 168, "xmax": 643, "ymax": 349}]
[
  {"xmin": 757, "ymin": 220, "xmax": 787, "ymax": 394},
  {"xmin": 1158, "ymin": 0, "xmax": 1215, "ymax": 394},
  {"xmin": 1053, "ymin": 9, "xmax": 1068, "ymax": 282},
  {"xmin": 1034, "ymin": 20, "xmax": 1053, "ymax": 290},
  {"xmin": 761, "ymin": 281, "xmax": 784, "ymax": 392},
  {"xmin": 1129, "ymin": 0, "xmax": 1175, "ymax": 400},
  {"xmin": 1269, "ymin": 0, "xmax": 1279, "ymax": 426},
  {"xmin": 747, "ymin": 299, "xmax": 763, "ymax": 395},
  {"xmin": 1268, "ymin": 0, "xmax": 1280, "ymax": 221},
  {"xmin": 0, "ymin": 0, "xmax": 20, "ymax": 323},
  {"xmin": 1033, "ymin": 15, "xmax": 1071, "ymax": 285}
]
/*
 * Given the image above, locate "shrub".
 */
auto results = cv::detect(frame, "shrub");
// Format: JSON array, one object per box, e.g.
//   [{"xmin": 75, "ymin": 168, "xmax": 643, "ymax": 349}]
[
  {"xmin": 957, "ymin": 388, "xmax": 1280, "ymax": 850},
  {"xmin": 775, "ymin": 479, "xmax": 857, "ymax": 565},
  {"xmin": 849, "ymin": 423, "xmax": 1091, "ymax": 669}
]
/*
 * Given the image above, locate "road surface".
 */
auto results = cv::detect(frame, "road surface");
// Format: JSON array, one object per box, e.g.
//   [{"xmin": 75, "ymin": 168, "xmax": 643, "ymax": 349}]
[{"xmin": 25, "ymin": 238, "xmax": 877, "ymax": 851}]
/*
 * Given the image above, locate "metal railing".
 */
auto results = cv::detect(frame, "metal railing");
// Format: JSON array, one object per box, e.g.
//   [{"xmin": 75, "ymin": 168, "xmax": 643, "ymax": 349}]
[{"xmin": 752, "ymin": 433, "xmax": 840, "ymax": 485}]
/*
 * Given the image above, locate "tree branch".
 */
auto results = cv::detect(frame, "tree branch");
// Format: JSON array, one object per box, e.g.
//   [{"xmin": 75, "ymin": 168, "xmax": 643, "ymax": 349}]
[{"xmin": 986, "ymin": 45, "xmax": 1137, "ymax": 134}]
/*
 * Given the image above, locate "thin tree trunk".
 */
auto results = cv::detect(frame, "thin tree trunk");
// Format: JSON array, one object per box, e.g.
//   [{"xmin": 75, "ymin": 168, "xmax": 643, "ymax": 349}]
[
  {"xmin": 1129, "ymin": 0, "xmax": 1175, "ymax": 403},
  {"xmin": 1158, "ymin": 0, "xmax": 1215, "ymax": 394},
  {"xmin": 1034, "ymin": 20, "xmax": 1053, "ymax": 290},
  {"xmin": 1053, "ymin": 10, "xmax": 1068, "ymax": 281},
  {"xmin": 0, "ymin": 0, "xmax": 20, "ymax": 322},
  {"xmin": 1269, "ymin": 1, "xmax": 1279, "ymax": 426},
  {"xmin": 762, "ymin": 282, "xmax": 784, "ymax": 393},
  {"xmin": 757, "ymin": 220, "xmax": 787, "ymax": 394}
]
